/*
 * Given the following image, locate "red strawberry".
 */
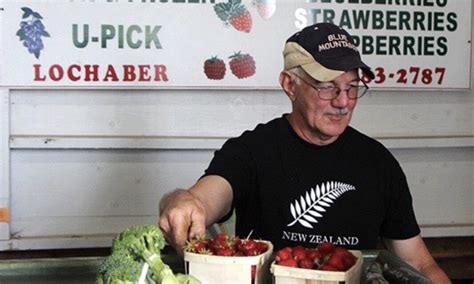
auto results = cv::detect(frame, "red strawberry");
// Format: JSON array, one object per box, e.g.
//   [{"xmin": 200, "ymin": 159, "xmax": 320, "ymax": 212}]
[
  {"xmin": 320, "ymin": 263, "xmax": 338, "ymax": 271},
  {"xmin": 255, "ymin": 241, "xmax": 268, "ymax": 254},
  {"xmin": 203, "ymin": 56, "xmax": 226, "ymax": 80},
  {"xmin": 232, "ymin": 237, "xmax": 242, "ymax": 251},
  {"xmin": 229, "ymin": 52, "xmax": 256, "ymax": 79},
  {"xmin": 252, "ymin": 0, "xmax": 276, "ymax": 20},
  {"xmin": 299, "ymin": 257, "xmax": 314, "ymax": 269},
  {"xmin": 184, "ymin": 236, "xmax": 208, "ymax": 253},
  {"xmin": 215, "ymin": 247, "xmax": 235, "ymax": 256},
  {"xmin": 325, "ymin": 253, "xmax": 346, "ymax": 271},
  {"xmin": 317, "ymin": 242, "xmax": 335, "ymax": 256},
  {"xmin": 214, "ymin": 233, "xmax": 229, "ymax": 241},
  {"xmin": 245, "ymin": 248, "xmax": 259, "ymax": 256},
  {"xmin": 214, "ymin": 0, "xmax": 252, "ymax": 33},
  {"xmin": 208, "ymin": 238, "xmax": 230, "ymax": 252},
  {"xmin": 342, "ymin": 254, "xmax": 356, "ymax": 270},
  {"xmin": 275, "ymin": 248, "xmax": 291, "ymax": 262},
  {"xmin": 229, "ymin": 10, "xmax": 252, "ymax": 33},
  {"xmin": 332, "ymin": 247, "xmax": 356, "ymax": 269},
  {"xmin": 305, "ymin": 248, "xmax": 322, "ymax": 261},
  {"xmin": 239, "ymin": 239, "xmax": 257, "ymax": 254},
  {"xmin": 292, "ymin": 247, "xmax": 307, "ymax": 261},
  {"xmin": 277, "ymin": 258, "xmax": 298, "ymax": 267}
]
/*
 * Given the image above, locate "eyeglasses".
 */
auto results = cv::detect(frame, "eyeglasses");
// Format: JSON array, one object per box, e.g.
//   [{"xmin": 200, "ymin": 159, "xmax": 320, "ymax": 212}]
[{"xmin": 290, "ymin": 72, "xmax": 369, "ymax": 100}]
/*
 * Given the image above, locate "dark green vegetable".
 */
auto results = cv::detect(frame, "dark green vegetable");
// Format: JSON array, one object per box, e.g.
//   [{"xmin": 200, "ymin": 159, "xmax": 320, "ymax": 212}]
[{"xmin": 96, "ymin": 225, "xmax": 200, "ymax": 284}]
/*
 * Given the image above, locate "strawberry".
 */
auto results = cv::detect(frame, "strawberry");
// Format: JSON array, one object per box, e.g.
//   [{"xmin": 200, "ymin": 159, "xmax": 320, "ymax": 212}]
[
  {"xmin": 214, "ymin": 233, "xmax": 229, "ymax": 242},
  {"xmin": 244, "ymin": 248, "xmax": 259, "ymax": 256},
  {"xmin": 203, "ymin": 56, "xmax": 226, "ymax": 80},
  {"xmin": 215, "ymin": 247, "xmax": 235, "ymax": 256},
  {"xmin": 320, "ymin": 263, "xmax": 338, "ymax": 271},
  {"xmin": 292, "ymin": 246, "xmax": 307, "ymax": 261},
  {"xmin": 229, "ymin": 52, "xmax": 256, "ymax": 79},
  {"xmin": 305, "ymin": 248, "xmax": 322, "ymax": 261},
  {"xmin": 325, "ymin": 253, "xmax": 346, "ymax": 271},
  {"xmin": 299, "ymin": 257, "xmax": 314, "ymax": 269},
  {"xmin": 233, "ymin": 238, "xmax": 242, "ymax": 252},
  {"xmin": 275, "ymin": 248, "xmax": 291, "ymax": 262},
  {"xmin": 252, "ymin": 0, "xmax": 276, "ymax": 20},
  {"xmin": 214, "ymin": 0, "xmax": 252, "ymax": 33},
  {"xmin": 240, "ymin": 239, "xmax": 257, "ymax": 254},
  {"xmin": 208, "ymin": 236, "xmax": 231, "ymax": 253},
  {"xmin": 229, "ymin": 10, "xmax": 252, "ymax": 33},
  {"xmin": 331, "ymin": 247, "xmax": 356, "ymax": 270},
  {"xmin": 342, "ymin": 253, "xmax": 356, "ymax": 270},
  {"xmin": 277, "ymin": 258, "xmax": 298, "ymax": 267},
  {"xmin": 317, "ymin": 242, "xmax": 335, "ymax": 256},
  {"xmin": 184, "ymin": 236, "xmax": 209, "ymax": 253},
  {"xmin": 255, "ymin": 241, "xmax": 268, "ymax": 254}
]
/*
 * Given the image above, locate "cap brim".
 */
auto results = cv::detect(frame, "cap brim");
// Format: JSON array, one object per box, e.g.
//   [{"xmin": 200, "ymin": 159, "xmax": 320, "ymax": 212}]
[
  {"xmin": 318, "ymin": 55, "xmax": 375, "ymax": 80},
  {"xmin": 283, "ymin": 42, "xmax": 375, "ymax": 81}
]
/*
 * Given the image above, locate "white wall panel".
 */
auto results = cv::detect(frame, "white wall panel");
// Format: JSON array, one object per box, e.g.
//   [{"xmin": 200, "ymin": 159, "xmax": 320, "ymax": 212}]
[
  {"xmin": 9, "ymin": 89, "xmax": 473, "ymax": 141},
  {"xmin": 10, "ymin": 90, "xmax": 289, "ymax": 138},
  {"xmin": 10, "ymin": 149, "xmax": 211, "ymax": 238}
]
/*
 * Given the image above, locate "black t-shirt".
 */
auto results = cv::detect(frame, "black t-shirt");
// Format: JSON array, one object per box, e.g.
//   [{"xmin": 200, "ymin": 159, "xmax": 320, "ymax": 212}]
[{"xmin": 204, "ymin": 115, "xmax": 420, "ymax": 250}]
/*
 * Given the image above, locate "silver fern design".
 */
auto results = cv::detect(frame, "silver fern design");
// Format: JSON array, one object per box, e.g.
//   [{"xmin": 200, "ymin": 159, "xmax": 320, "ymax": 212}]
[{"xmin": 287, "ymin": 181, "xmax": 356, "ymax": 229}]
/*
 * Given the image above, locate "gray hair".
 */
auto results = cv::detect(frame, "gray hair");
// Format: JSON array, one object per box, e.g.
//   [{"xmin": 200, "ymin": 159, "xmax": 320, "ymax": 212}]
[{"xmin": 288, "ymin": 66, "xmax": 305, "ymax": 85}]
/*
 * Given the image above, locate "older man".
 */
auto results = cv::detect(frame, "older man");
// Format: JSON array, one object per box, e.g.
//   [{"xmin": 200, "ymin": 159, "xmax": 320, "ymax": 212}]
[{"xmin": 159, "ymin": 23, "xmax": 450, "ymax": 283}]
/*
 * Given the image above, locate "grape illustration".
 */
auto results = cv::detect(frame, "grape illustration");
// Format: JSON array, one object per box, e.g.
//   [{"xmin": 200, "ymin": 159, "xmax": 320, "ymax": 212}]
[{"xmin": 16, "ymin": 7, "xmax": 50, "ymax": 59}]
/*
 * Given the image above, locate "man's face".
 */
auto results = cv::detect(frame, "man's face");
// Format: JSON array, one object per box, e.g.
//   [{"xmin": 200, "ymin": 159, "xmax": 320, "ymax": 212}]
[{"xmin": 290, "ymin": 70, "xmax": 359, "ymax": 144}]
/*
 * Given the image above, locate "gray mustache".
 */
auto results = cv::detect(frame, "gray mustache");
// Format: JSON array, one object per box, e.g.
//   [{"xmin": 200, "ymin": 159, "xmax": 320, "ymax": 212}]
[{"xmin": 326, "ymin": 108, "xmax": 349, "ymax": 115}]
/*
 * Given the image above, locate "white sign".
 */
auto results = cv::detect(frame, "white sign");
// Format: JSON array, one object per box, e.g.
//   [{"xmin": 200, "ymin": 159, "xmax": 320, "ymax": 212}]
[{"xmin": 0, "ymin": 0, "xmax": 471, "ymax": 89}]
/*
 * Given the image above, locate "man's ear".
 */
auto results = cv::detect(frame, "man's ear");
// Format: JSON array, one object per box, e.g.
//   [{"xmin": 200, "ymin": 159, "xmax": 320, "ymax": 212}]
[{"xmin": 279, "ymin": 71, "xmax": 297, "ymax": 102}]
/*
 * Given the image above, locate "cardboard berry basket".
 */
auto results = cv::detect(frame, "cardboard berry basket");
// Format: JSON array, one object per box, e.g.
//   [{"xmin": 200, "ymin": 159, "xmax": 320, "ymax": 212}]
[
  {"xmin": 270, "ymin": 250, "xmax": 363, "ymax": 284},
  {"xmin": 184, "ymin": 240, "xmax": 273, "ymax": 284}
]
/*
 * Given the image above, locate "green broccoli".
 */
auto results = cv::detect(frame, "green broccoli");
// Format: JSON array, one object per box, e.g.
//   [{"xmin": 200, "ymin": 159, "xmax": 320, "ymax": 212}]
[
  {"xmin": 112, "ymin": 225, "xmax": 165, "ymax": 257},
  {"xmin": 96, "ymin": 249, "xmax": 150, "ymax": 284},
  {"xmin": 96, "ymin": 225, "xmax": 200, "ymax": 284}
]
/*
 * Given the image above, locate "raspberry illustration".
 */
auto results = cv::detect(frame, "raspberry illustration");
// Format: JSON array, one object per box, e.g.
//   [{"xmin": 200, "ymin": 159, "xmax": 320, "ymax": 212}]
[
  {"xmin": 16, "ymin": 7, "xmax": 50, "ymax": 59},
  {"xmin": 252, "ymin": 0, "xmax": 276, "ymax": 20},
  {"xmin": 214, "ymin": 0, "xmax": 252, "ymax": 33},
  {"xmin": 229, "ymin": 52, "xmax": 256, "ymax": 79},
  {"xmin": 203, "ymin": 56, "xmax": 226, "ymax": 80}
]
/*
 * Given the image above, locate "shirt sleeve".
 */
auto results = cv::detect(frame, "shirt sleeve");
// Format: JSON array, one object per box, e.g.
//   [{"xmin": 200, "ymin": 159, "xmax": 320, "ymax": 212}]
[
  {"xmin": 380, "ymin": 155, "xmax": 421, "ymax": 239},
  {"xmin": 203, "ymin": 136, "xmax": 255, "ymax": 220}
]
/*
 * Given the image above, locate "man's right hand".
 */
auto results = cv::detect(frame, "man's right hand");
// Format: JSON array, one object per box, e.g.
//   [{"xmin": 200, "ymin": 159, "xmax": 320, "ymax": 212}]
[
  {"xmin": 158, "ymin": 175, "xmax": 233, "ymax": 255},
  {"xmin": 159, "ymin": 189, "xmax": 207, "ymax": 255}
]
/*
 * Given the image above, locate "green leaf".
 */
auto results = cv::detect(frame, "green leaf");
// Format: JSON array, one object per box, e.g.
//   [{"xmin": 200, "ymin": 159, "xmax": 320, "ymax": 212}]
[
  {"xmin": 213, "ymin": 2, "xmax": 231, "ymax": 22},
  {"xmin": 42, "ymin": 31, "xmax": 50, "ymax": 37},
  {"xmin": 21, "ymin": 7, "xmax": 32, "ymax": 18},
  {"xmin": 32, "ymin": 12, "xmax": 43, "ymax": 19},
  {"xmin": 34, "ymin": 50, "xmax": 40, "ymax": 59}
]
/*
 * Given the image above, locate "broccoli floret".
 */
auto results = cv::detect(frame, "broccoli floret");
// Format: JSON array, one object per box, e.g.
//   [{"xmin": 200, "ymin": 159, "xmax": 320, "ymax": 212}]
[
  {"xmin": 97, "ymin": 224, "xmax": 200, "ymax": 284},
  {"xmin": 112, "ymin": 225, "xmax": 165, "ymax": 257},
  {"xmin": 96, "ymin": 249, "xmax": 148, "ymax": 284}
]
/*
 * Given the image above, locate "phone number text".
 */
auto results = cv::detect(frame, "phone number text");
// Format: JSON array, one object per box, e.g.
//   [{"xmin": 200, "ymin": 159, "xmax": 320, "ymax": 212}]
[{"xmin": 362, "ymin": 67, "xmax": 446, "ymax": 86}]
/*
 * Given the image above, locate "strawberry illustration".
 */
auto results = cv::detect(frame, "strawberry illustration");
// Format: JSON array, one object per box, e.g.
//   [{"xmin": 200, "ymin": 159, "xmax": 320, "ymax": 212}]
[
  {"xmin": 229, "ymin": 52, "xmax": 256, "ymax": 79},
  {"xmin": 214, "ymin": 0, "xmax": 252, "ymax": 33},
  {"xmin": 203, "ymin": 56, "xmax": 226, "ymax": 80},
  {"xmin": 252, "ymin": 0, "xmax": 276, "ymax": 20}
]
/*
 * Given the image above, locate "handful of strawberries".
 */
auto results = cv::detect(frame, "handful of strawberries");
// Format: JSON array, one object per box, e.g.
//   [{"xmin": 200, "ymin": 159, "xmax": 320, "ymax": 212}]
[
  {"xmin": 184, "ymin": 233, "xmax": 269, "ymax": 256},
  {"xmin": 274, "ymin": 242, "xmax": 357, "ymax": 272}
]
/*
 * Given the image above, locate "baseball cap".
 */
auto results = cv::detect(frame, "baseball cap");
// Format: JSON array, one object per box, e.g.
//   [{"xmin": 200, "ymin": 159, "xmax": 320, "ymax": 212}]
[{"xmin": 283, "ymin": 22, "xmax": 375, "ymax": 82}]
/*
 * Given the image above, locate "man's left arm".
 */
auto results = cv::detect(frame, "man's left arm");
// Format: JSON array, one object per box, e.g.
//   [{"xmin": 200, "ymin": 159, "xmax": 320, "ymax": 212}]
[{"xmin": 383, "ymin": 235, "xmax": 451, "ymax": 284}]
